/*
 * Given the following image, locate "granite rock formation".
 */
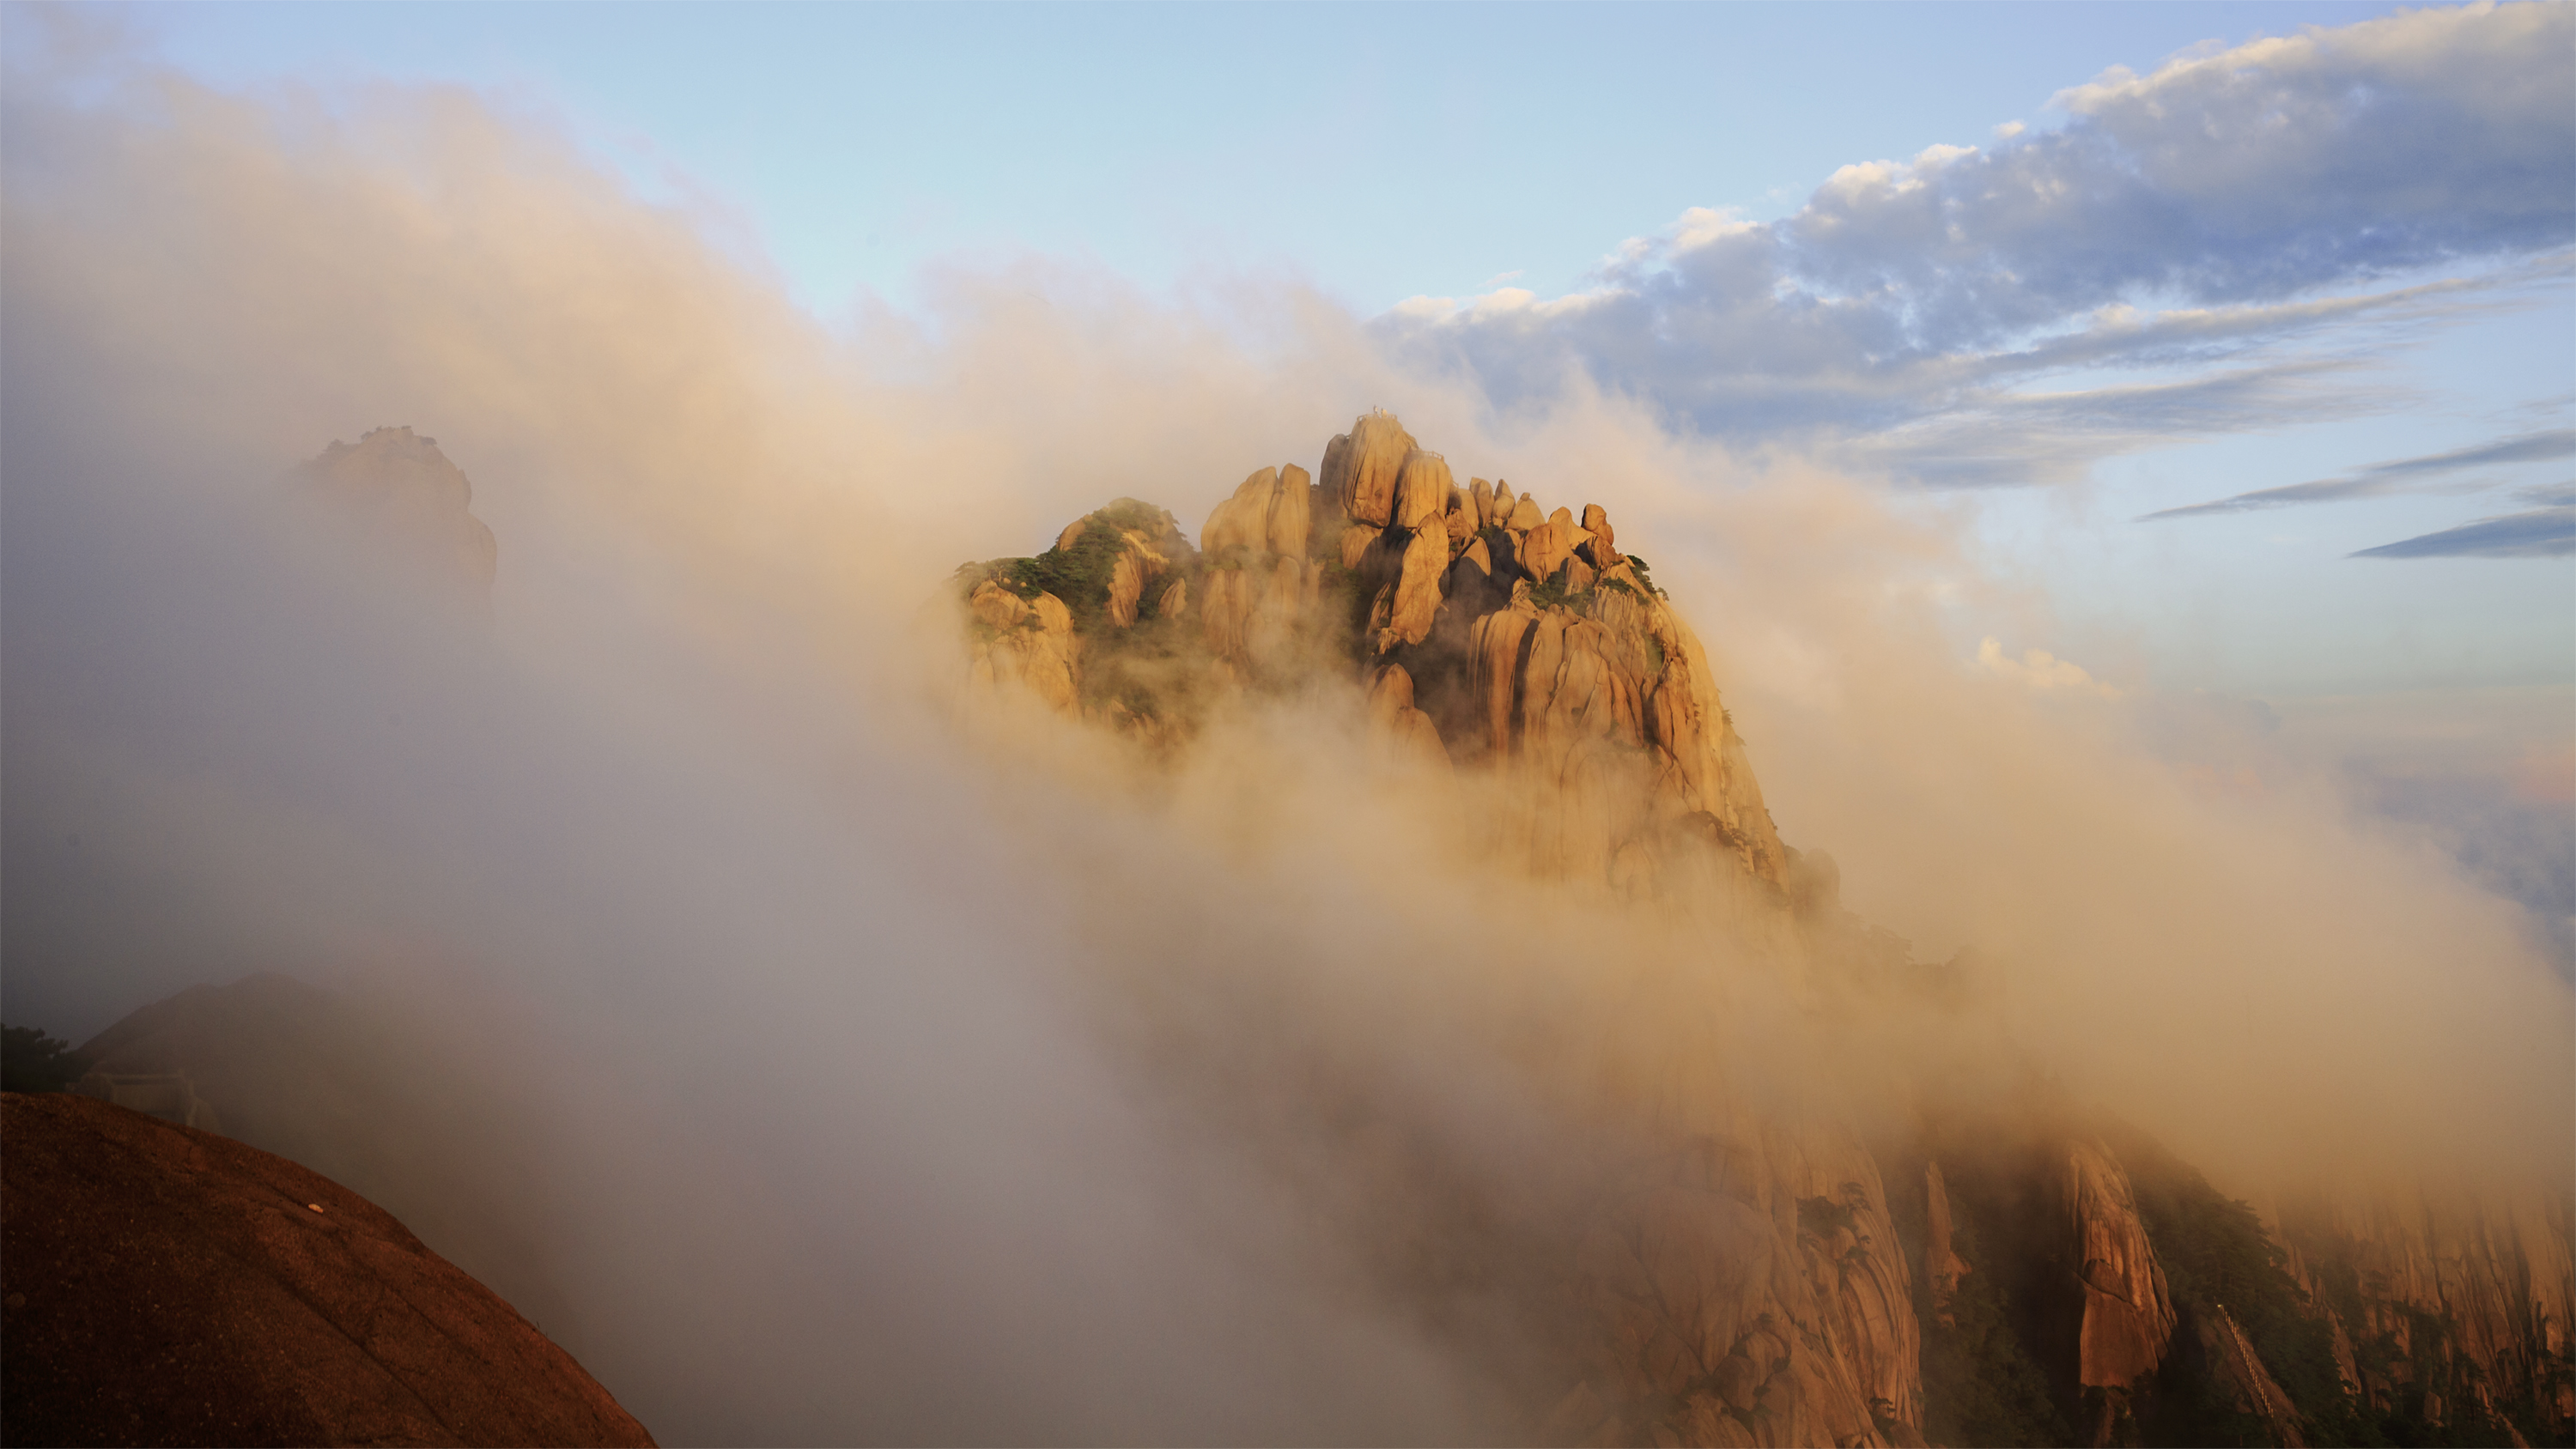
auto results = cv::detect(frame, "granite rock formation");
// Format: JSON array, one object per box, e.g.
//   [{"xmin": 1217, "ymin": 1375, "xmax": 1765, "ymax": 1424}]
[
  {"xmin": 952, "ymin": 411, "xmax": 1787, "ymax": 900},
  {"xmin": 941, "ymin": 409, "xmax": 2576, "ymax": 1449}
]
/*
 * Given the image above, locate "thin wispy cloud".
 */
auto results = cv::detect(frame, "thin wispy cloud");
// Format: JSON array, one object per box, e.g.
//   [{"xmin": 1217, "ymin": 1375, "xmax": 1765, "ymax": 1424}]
[
  {"xmin": 2142, "ymin": 428, "xmax": 2576, "ymax": 520},
  {"xmin": 1373, "ymin": 3, "xmax": 2575, "ymax": 484},
  {"xmin": 2351, "ymin": 488, "xmax": 2576, "ymax": 559}
]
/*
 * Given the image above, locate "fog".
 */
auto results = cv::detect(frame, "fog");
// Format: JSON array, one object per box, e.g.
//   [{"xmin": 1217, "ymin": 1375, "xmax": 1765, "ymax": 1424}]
[{"xmin": 5, "ymin": 39, "xmax": 2569, "ymax": 1445}]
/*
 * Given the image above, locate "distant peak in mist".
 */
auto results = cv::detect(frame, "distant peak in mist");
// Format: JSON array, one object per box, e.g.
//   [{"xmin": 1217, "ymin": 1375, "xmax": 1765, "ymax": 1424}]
[{"xmin": 292, "ymin": 426, "xmax": 497, "ymax": 601}]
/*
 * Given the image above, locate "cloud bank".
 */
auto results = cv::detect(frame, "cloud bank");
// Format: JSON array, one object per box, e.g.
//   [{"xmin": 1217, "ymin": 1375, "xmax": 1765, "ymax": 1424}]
[{"xmin": 1376, "ymin": 3, "xmax": 2575, "ymax": 484}]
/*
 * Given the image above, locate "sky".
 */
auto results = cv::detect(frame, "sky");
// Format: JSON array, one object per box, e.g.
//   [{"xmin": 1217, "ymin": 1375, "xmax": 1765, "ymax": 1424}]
[
  {"xmin": 115, "ymin": 2, "xmax": 2569, "ymax": 648},
  {"xmin": 84, "ymin": 0, "xmax": 2568, "ymax": 958}
]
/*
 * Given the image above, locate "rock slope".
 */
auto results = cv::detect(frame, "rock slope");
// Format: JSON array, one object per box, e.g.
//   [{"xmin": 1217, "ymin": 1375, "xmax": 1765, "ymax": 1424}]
[{"xmin": 0, "ymin": 1092, "xmax": 653, "ymax": 1448}]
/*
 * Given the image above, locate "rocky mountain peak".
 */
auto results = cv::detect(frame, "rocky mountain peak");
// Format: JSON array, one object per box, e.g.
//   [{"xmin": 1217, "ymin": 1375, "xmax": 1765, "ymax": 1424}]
[
  {"xmin": 952, "ymin": 410, "xmax": 1789, "ymax": 894},
  {"xmin": 941, "ymin": 410, "xmax": 2576, "ymax": 1449}
]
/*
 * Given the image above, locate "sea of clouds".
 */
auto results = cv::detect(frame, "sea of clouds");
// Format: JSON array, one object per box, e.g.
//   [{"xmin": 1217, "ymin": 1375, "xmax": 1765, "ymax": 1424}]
[{"xmin": 3, "ymin": 11, "xmax": 2569, "ymax": 1442}]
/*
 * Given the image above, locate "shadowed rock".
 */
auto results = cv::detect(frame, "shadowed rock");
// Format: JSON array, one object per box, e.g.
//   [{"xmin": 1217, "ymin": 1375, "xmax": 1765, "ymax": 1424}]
[{"xmin": 0, "ymin": 1093, "xmax": 653, "ymax": 1449}]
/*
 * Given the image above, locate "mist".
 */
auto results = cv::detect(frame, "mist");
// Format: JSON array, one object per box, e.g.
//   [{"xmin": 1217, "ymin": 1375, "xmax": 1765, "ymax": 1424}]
[{"xmin": 5, "ymin": 36, "xmax": 2569, "ymax": 1445}]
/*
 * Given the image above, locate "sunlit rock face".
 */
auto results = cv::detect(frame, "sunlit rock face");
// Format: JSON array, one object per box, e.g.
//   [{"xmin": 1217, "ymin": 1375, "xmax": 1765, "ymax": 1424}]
[
  {"xmin": 948, "ymin": 411, "xmax": 1787, "ymax": 900},
  {"xmin": 939, "ymin": 412, "xmax": 2576, "ymax": 1449},
  {"xmin": 2065, "ymin": 1137, "xmax": 2178, "ymax": 1392}
]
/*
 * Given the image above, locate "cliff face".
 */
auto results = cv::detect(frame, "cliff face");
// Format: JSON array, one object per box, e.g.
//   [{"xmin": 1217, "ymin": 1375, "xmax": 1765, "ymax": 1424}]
[
  {"xmin": 944, "ymin": 410, "xmax": 2576, "ymax": 1449},
  {"xmin": 1550, "ymin": 1121, "xmax": 1923, "ymax": 1449},
  {"xmin": 2270, "ymin": 1185, "xmax": 2576, "ymax": 1440}
]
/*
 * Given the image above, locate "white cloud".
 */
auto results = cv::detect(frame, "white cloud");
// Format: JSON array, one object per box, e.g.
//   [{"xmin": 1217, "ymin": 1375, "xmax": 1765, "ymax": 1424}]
[
  {"xmin": 1976, "ymin": 637, "xmax": 2124, "ymax": 699},
  {"xmin": 1372, "ymin": 3, "xmax": 2576, "ymax": 486},
  {"xmin": 1670, "ymin": 205, "xmax": 1757, "ymax": 253}
]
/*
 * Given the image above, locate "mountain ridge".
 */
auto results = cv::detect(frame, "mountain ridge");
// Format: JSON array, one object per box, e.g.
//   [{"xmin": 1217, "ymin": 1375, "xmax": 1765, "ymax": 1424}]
[{"xmin": 943, "ymin": 409, "xmax": 2576, "ymax": 1448}]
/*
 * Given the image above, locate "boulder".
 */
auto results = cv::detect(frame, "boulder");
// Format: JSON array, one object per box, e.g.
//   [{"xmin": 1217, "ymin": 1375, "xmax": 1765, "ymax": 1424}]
[
  {"xmin": 1203, "ymin": 467, "xmax": 1279, "ymax": 556},
  {"xmin": 1507, "ymin": 494, "xmax": 1544, "ymax": 531},
  {"xmin": 1522, "ymin": 514, "xmax": 1577, "ymax": 583},
  {"xmin": 1365, "ymin": 666, "xmax": 1452, "ymax": 772},
  {"xmin": 968, "ymin": 579, "xmax": 1030, "ymax": 631},
  {"xmin": 1444, "ymin": 504, "xmax": 1477, "ymax": 549},
  {"xmin": 1339, "ymin": 522, "xmax": 1379, "ymax": 571},
  {"xmin": 0, "ymin": 1094, "xmax": 655, "ymax": 1449},
  {"xmin": 1106, "ymin": 545, "xmax": 1150, "ymax": 627},
  {"xmin": 1381, "ymin": 524, "xmax": 1450, "ymax": 651},
  {"xmin": 1317, "ymin": 433, "xmax": 1352, "ymax": 516},
  {"xmin": 1467, "ymin": 605, "xmax": 1541, "ymax": 756},
  {"xmin": 1330, "ymin": 410, "xmax": 1418, "ymax": 527},
  {"xmin": 1469, "ymin": 477, "xmax": 1495, "ymax": 528},
  {"xmin": 1580, "ymin": 504, "xmax": 1622, "ymax": 568},
  {"xmin": 1393, "ymin": 449, "xmax": 1453, "ymax": 530},
  {"xmin": 971, "ymin": 587, "xmax": 1081, "ymax": 712},
  {"xmin": 1267, "ymin": 464, "xmax": 1313, "ymax": 559}
]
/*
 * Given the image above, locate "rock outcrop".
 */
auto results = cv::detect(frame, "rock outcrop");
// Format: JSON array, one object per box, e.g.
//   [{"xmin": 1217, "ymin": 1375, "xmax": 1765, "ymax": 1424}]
[
  {"xmin": 1324, "ymin": 409, "xmax": 1419, "ymax": 527},
  {"xmin": 967, "ymin": 579, "xmax": 1080, "ymax": 712},
  {"xmin": 950, "ymin": 410, "xmax": 1789, "ymax": 900},
  {"xmin": 0, "ymin": 1092, "xmax": 653, "ymax": 1448},
  {"xmin": 2065, "ymin": 1137, "xmax": 2178, "ymax": 1397}
]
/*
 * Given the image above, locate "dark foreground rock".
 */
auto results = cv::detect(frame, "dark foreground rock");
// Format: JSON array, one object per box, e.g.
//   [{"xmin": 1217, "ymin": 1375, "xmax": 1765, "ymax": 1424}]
[{"xmin": 0, "ymin": 1093, "xmax": 653, "ymax": 1448}]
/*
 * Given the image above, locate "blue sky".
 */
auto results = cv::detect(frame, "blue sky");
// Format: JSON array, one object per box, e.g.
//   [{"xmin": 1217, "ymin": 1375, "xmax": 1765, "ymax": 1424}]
[
  {"xmin": 132, "ymin": 2, "xmax": 2406, "ymax": 316},
  {"xmin": 27, "ymin": 2, "xmax": 2576, "ymax": 939}
]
